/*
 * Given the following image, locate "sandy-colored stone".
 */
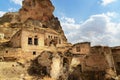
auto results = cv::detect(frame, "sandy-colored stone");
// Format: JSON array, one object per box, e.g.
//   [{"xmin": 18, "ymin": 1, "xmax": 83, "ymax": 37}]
[{"xmin": 19, "ymin": 0, "xmax": 54, "ymax": 22}]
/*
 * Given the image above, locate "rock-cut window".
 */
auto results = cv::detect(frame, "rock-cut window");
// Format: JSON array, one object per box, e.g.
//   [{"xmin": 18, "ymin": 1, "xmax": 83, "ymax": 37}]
[
  {"xmin": 34, "ymin": 38, "xmax": 38, "ymax": 45},
  {"xmin": 117, "ymin": 62, "xmax": 120, "ymax": 68},
  {"xmin": 76, "ymin": 46, "xmax": 81, "ymax": 52},
  {"xmin": 33, "ymin": 51, "xmax": 36, "ymax": 55},
  {"xmin": 28, "ymin": 37, "xmax": 32, "ymax": 45}
]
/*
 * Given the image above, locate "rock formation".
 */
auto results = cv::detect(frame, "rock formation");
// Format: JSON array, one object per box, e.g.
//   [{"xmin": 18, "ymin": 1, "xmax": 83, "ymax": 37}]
[
  {"xmin": 0, "ymin": 12, "xmax": 20, "ymax": 24},
  {"xmin": 0, "ymin": 0, "xmax": 67, "ymax": 42},
  {"xmin": 19, "ymin": 0, "xmax": 54, "ymax": 22}
]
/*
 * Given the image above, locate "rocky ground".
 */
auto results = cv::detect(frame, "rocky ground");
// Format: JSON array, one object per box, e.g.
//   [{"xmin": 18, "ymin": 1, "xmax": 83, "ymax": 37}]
[
  {"xmin": 0, "ymin": 62, "xmax": 26, "ymax": 80},
  {"xmin": 0, "ymin": 52, "xmax": 120, "ymax": 80}
]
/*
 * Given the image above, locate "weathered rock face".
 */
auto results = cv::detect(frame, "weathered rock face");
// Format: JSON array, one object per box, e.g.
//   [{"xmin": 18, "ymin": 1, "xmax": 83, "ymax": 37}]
[
  {"xmin": 50, "ymin": 53, "xmax": 63, "ymax": 79},
  {"xmin": 27, "ymin": 51, "xmax": 64, "ymax": 80},
  {"xmin": 0, "ymin": 12, "xmax": 20, "ymax": 24},
  {"xmin": 19, "ymin": 0, "xmax": 54, "ymax": 22},
  {"xmin": 28, "ymin": 51, "xmax": 53, "ymax": 77},
  {"xmin": 0, "ymin": 0, "xmax": 67, "ymax": 42}
]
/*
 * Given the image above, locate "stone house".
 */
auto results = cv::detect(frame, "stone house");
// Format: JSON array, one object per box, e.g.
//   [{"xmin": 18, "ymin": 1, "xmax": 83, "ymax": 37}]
[
  {"xmin": 70, "ymin": 45, "xmax": 116, "ymax": 73},
  {"xmin": 9, "ymin": 28, "xmax": 44, "ymax": 59},
  {"xmin": 70, "ymin": 54, "xmax": 109, "ymax": 72},
  {"xmin": 0, "ymin": 48, "xmax": 22, "ymax": 61},
  {"xmin": 71, "ymin": 42, "xmax": 91, "ymax": 55},
  {"xmin": 0, "ymin": 28, "xmax": 64, "ymax": 60}
]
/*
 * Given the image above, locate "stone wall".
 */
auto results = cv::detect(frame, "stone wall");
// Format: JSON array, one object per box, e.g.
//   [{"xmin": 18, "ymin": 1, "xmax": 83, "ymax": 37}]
[
  {"xmin": 0, "ymin": 48, "xmax": 22, "ymax": 61},
  {"xmin": 91, "ymin": 46, "xmax": 115, "ymax": 69},
  {"xmin": 45, "ymin": 31, "xmax": 63, "ymax": 47},
  {"xmin": 10, "ymin": 30, "xmax": 21, "ymax": 48},
  {"xmin": 82, "ymin": 54, "xmax": 109, "ymax": 72},
  {"xmin": 21, "ymin": 29, "xmax": 45, "ymax": 51},
  {"xmin": 19, "ymin": 50, "xmax": 44, "ymax": 60},
  {"xmin": 72, "ymin": 42, "xmax": 91, "ymax": 55},
  {"xmin": 104, "ymin": 47, "xmax": 115, "ymax": 69},
  {"xmin": 112, "ymin": 48, "xmax": 120, "ymax": 74}
]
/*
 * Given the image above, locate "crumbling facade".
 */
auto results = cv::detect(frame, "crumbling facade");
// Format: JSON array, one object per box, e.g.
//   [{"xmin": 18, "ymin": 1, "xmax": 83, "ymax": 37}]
[
  {"xmin": 112, "ymin": 47, "xmax": 120, "ymax": 75},
  {"xmin": 69, "ymin": 44, "xmax": 112, "ymax": 72},
  {"xmin": 0, "ymin": 27, "xmax": 65, "ymax": 61},
  {"xmin": 0, "ymin": 28, "xmax": 120, "ymax": 80},
  {"xmin": 71, "ymin": 42, "xmax": 91, "ymax": 55}
]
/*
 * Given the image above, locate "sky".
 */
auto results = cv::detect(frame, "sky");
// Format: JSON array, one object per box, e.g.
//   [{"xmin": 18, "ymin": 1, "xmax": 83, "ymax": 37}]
[{"xmin": 0, "ymin": 0, "xmax": 120, "ymax": 46}]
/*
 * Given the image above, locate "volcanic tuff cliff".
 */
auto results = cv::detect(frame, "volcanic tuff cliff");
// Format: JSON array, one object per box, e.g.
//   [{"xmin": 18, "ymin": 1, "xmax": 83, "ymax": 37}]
[
  {"xmin": 19, "ymin": 0, "xmax": 54, "ymax": 22},
  {"xmin": 0, "ymin": 0, "xmax": 67, "ymax": 42}
]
